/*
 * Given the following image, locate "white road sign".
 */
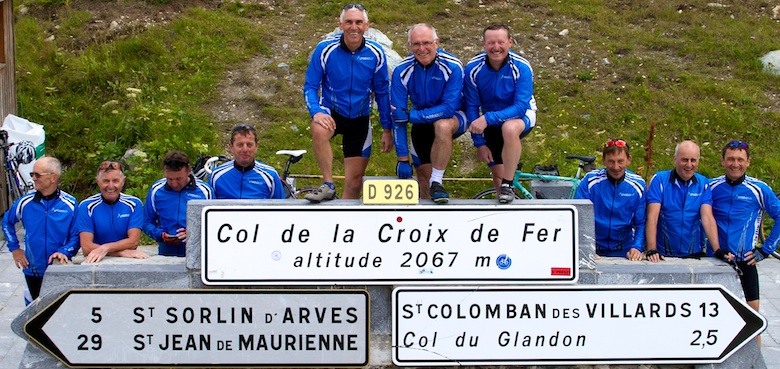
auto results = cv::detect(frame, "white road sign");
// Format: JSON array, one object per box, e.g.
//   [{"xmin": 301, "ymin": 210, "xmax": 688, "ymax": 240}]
[
  {"xmin": 25, "ymin": 290, "xmax": 369, "ymax": 368},
  {"xmin": 392, "ymin": 285, "xmax": 766, "ymax": 366},
  {"xmin": 201, "ymin": 205, "xmax": 578, "ymax": 285}
]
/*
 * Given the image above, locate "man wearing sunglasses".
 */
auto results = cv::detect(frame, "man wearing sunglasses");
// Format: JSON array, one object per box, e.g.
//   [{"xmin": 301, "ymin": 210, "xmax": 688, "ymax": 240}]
[
  {"xmin": 209, "ymin": 124, "xmax": 285, "ymax": 200},
  {"xmin": 303, "ymin": 3, "xmax": 393, "ymax": 202},
  {"xmin": 144, "ymin": 151, "xmax": 214, "ymax": 257},
  {"xmin": 710, "ymin": 140, "xmax": 779, "ymax": 339},
  {"xmin": 645, "ymin": 140, "xmax": 731, "ymax": 262},
  {"xmin": 77, "ymin": 161, "xmax": 149, "ymax": 263},
  {"xmin": 575, "ymin": 139, "xmax": 646, "ymax": 260},
  {"xmin": 2, "ymin": 156, "xmax": 79, "ymax": 304},
  {"xmin": 391, "ymin": 23, "xmax": 466, "ymax": 204},
  {"xmin": 465, "ymin": 23, "xmax": 537, "ymax": 204}
]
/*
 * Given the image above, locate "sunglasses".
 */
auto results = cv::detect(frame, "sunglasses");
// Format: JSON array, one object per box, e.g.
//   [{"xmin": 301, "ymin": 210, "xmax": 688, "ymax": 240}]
[
  {"xmin": 604, "ymin": 139, "xmax": 628, "ymax": 148},
  {"xmin": 30, "ymin": 172, "xmax": 54, "ymax": 179},
  {"xmin": 231, "ymin": 124, "xmax": 257, "ymax": 134},
  {"xmin": 98, "ymin": 161, "xmax": 121, "ymax": 172},
  {"xmin": 727, "ymin": 140, "xmax": 749, "ymax": 150},
  {"xmin": 163, "ymin": 158, "xmax": 189, "ymax": 169},
  {"xmin": 342, "ymin": 3, "xmax": 365, "ymax": 10}
]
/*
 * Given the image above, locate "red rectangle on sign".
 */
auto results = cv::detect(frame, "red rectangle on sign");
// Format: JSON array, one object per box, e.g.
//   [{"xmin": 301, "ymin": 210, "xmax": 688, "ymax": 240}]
[{"xmin": 551, "ymin": 267, "xmax": 571, "ymax": 276}]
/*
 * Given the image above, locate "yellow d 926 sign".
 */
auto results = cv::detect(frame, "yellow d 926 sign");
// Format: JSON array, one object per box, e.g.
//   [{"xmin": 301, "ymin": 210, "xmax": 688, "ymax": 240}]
[{"xmin": 362, "ymin": 179, "xmax": 419, "ymax": 204}]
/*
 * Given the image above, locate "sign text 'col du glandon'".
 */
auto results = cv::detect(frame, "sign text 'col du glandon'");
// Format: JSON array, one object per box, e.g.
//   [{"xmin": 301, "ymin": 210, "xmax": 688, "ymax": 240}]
[{"xmin": 201, "ymin": 205, "xmax": 578, "ymax": 285}]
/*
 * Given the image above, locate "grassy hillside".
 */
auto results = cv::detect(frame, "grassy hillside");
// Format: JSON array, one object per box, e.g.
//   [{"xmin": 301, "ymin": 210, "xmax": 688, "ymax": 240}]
[{"xmin": 13, "ymin": 0, "xmax": 780, "ymax": 199}]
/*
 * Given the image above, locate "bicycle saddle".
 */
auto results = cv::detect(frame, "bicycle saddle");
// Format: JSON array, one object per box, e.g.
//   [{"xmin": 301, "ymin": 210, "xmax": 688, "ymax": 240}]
[{"xmin": 565, "ymin": 155, "xmax": 596, "ymax": 164}]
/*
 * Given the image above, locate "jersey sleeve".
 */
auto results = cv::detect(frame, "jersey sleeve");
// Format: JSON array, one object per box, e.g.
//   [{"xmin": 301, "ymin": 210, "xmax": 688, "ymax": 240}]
[
  {"xmin": 272, "ymin": 173, "xmax": 286, "ymax": 199},
  {"xmin": 143, "ymin": 189, "xmax": 164, "ymax": 242},
  {"xmin": 631, "ymin": 187, "xmax": 647, "ymax": 252},
  {"xmin": 1, "ymin": 200, "xmax": 22, "ymax": 252},
  {"xmin": 574, "ymin": 177, "xmax": 591, "ymax": 200},
  {"xmin": 76, "ymin": 202, "xmax": 95, "ymax": 235},
  {"xmin": 57, "ymin": 206, "xmax": 81, "ymax": 258},
  {"xmin": 761, "ymin": 184, "xmax": 780, "ymax": 254},
  {"xmin": 303, "ymin": 44, "xmax": 328, "ymax": 117},
  {"xmin": 464, "ymin": 66, "xmax": 486, "ymax": 148},
  {"xmin": 372, "ymin": 52, "xmax": 393, "ymax": 129},
  {"xmin": 645, "ymin": 174, "xmax": 663, "ymax": 204},
  {"xmin": 129, "ymin": 198, "xmax": 144, "ymax": 230}
]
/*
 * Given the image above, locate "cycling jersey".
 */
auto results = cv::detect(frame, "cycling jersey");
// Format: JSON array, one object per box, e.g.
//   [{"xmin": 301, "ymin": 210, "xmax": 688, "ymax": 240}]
[
  {"xmin": 575, "ymin": 169, "xmax": 646, "ymax": 257},
  {"xmin": 2, "ymin": 190, "xmax": 79, "ymax": 277},
  {"xmin": 77, "ymin": 193, "xmax": 144, "ymax": 245},
  {"xmin": 709, "ymin": 174, "xmax": 780, "ymax": 261},
  {"xmin": 143, "ymin": 175, "xmax": 214, "ymax": 256},
  {"xmin": 303, "ymin": 34, "xmax": 392, "ymax": 129},
  {"xmin": 464, "ymin": 50, "xmax": 537, "ymax": 147},
  {"xmin": 646, "ymin": 170, "xmax": 712, "ymax": 257},
  {"xmin": 209, "ymin": 160, "xmax": 284, "ymax": 200},
  {"xmin": 390, "ymin": 49, "xmax": 464, "ymax": 158}
]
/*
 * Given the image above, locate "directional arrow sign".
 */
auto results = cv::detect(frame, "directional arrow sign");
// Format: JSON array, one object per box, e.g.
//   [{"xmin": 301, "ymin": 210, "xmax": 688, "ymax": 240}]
[
  {"xmin": 25, "ymin": 289, "xmax": 369, "ymax": 368},
  {"xmin": 392, "ymin": 285, "xmax": 766, "ymax": 366}
]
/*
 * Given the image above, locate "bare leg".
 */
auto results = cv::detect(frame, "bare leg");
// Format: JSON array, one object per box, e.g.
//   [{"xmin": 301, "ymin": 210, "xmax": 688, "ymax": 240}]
[
  {"xmin": 311, "ymin": 122, "xmax": 334, "ymax": 183},
  {"xmin": 748, "ymin": 299, "xmax": 761, "ymax": 346},
  {"xmin": 416, "ymin": 164, "xmax": 432, "ymax": 199},
  {"xmin": 489, "ymin": 164, "xmax": 503, "ymax": 193},
  {"xmin": 430, "ymin": 118, "xmax": 459, "ymax": 175},
  {"xmin": 343, "ymin": 157, "xmax": 369, "ymax": 199},
  {"xmin": 500, "ymin": 119, "xmax": 526, "ymax": 182}
]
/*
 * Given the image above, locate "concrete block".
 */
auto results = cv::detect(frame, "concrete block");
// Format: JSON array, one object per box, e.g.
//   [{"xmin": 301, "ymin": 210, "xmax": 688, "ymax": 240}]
[
  {"xmin": 94, "ymin": 263, "xmax": 189, "ymax": 288},
  {"xmin": 39, "ymin": 264, "xmax": 94, "ymax": 296},
  {"xmin": 531, "ymin": 178, "xmax": 574, "ymax": 199},
  {"xmin": 17, "ymin": 342, "xmax": 65, "ymax": 368},
  {"xmin": 596, "ymin": 263, "xmax": 692, "ymax": 285}
]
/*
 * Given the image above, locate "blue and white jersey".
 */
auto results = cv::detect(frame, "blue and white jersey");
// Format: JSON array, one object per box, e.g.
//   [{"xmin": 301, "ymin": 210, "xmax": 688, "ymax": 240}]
[
  {"xmin": 646, "ymin": 170, "xmax": 712, "ymax": 257},
  {"xmin": 77, "ymin": 193, "xmax": 143, "ymax": 246},
  {"xmin": 710, "ymin": 175, "xmax": 780, "ymax": 260},
  {"xmin": 2, "ymin": 190, "xmax": 79, "ymax": 277},
  {"xmin": 143, "ymin": 176, "xmax": 214, "ymax": 256},
  {"xmin": 391, "ymin": 49, "xmax": 464, "ymax": 158},
  {"xmin": 303, "ymin": 34, "xmax": 392, "ymax": 129},
  {"xmin": 208, "ymin": 160, "xmax": 284, "ymax": 200},
  {"xmin": 464, "ymin": 50, "xmax": 536, "ymax": 147},
  {"xmin": 575, "ymin": 169, "xmax": 646, "ymax": 257}
]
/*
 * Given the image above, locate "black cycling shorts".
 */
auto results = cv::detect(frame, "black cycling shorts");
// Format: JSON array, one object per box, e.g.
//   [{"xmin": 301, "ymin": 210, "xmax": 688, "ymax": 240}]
[
  {"xmin": 484, "ymin": 123, "xmax": 534, "ymax": 166},
  {"xmin": 736, "ymin": 261, "xmax": 759, "ymax": 301},
  {"xmin": 332, "ymin": 112, "xmax": 371, "ymax": 158}
]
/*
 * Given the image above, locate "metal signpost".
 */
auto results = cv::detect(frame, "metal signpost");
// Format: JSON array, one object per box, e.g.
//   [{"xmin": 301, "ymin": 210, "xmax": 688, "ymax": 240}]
[
  {"xmin": 392, "ymin": 285, "xmax": 766, "ymax": 366},
  {"xmin": 201, "ymin": 205, "xmax": 578, "ymax": 285},
  {"xmin": 25, "ymin": 289, "xmax": 369, "ymax": 368}
]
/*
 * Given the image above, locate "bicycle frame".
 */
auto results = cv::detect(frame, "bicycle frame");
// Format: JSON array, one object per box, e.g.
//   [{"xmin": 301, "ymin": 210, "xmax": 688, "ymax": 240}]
[{"xmin": 512, "ymin": 172, "xmax": 582, "ymax": 199}]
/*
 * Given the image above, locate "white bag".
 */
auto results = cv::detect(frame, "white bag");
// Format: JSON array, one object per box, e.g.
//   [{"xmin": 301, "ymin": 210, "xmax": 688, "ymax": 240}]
[{"xmin": 2, "ymin": 114, "xmax": 46, "ymax": 192}]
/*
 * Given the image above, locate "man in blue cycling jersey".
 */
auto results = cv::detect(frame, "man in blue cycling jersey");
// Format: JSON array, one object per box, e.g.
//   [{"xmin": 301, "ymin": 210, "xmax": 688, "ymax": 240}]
[
  {"xmin": 78, "ymin": 161, "xmax": 148, "ymax": 263},
  {"xmin": 465, "ymin": 23, "xmax": 537, "ymax": 204},
  {"xmin": 144, "ymin": 151, "xmax": 214, "ymax": 257},
  {"xmin": 303, "ymin": 3, "xmax": 393, "ymax": 202},
  {"xmin": 391, "ymin": 23, "xmax": 467, "ymax": 204},
  {"xmin": 645, "ymin": 140, "xmax": 731, "ymax": 262},
  {"xmin": 575, "ymin": 139, "xmax": 646, "ymax": 260},
  {"xmin": 2, "ymin": 156, "xmax": 79, "ymax": 304},
  {"xmin": 209, "ymin": 124, "xmax": 285, "ymax": 200},
  {"xmin": 710, "ymin": 140, "xmax": 779, "ymax": 339}
]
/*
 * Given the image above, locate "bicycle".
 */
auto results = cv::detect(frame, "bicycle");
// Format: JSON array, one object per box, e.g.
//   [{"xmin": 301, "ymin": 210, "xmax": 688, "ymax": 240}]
[
  {"xmin": 472, "ymin": 155, "xmax": 597, "ymax": 200},
  {"xmin": 194, "ymin": 150, "xmax": 324, "ymax": 199},
  {"xmin": 0, "ymin": 130, "xmax": 35, "ymax": 208}
]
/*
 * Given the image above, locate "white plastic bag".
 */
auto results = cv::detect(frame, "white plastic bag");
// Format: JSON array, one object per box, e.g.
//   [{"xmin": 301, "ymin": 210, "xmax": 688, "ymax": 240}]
[{"xmin": 2, "ymin": 114, "xmax": 46, "ymax": 192}]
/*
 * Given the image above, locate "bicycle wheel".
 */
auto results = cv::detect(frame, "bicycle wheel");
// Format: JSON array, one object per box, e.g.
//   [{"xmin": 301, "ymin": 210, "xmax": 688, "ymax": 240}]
[{"xmin": 472, "ymin": 188, "xmax": 521, "ymax": 200}]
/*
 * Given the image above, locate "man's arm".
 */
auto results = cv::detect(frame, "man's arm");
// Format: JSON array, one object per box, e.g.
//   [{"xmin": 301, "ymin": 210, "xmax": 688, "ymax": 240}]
[
  {"xmin": 463, "ymin": 65, "xmax": 486, "ymax": 147},
  {"xmin": 56, "ymin": 206, "xmax": 81, "ymax": 259},
  {"xmin": 645, "ymin": 203, "xmax": 662, "ymax": 262},
  {"xmin": 142, "ymin": 189, "xmax": 164, "ymax": 242},
  {"xmin": 701, "ymin": 204, "xmax": 732, "ymax": 261},
  {"xmin": 632, "ymin": 189, "xmax": 647, "ymax": 253},
  {"xmin": 303, "ymin": 44, "xmax": 328, "ymax": 117}
]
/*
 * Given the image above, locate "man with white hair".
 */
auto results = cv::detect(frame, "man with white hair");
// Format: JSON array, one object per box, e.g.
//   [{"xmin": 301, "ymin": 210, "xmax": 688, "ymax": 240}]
[
  {"xmin": 303, "ymin": 3, "xmax": 393, "ymax": 202},
  {"xmin": 391, "ymin": 23, "xmax": 466, "ymax": 203},
  {"xmin": 2, "ymin": 156, "xmax": 79, "ymax": 304}
]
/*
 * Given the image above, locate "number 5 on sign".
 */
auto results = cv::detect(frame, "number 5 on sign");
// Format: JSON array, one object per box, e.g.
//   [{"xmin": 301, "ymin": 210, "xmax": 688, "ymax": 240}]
[{"xmin": 362, "ymin": 179, "xmax": 418, "ymax": 204}]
